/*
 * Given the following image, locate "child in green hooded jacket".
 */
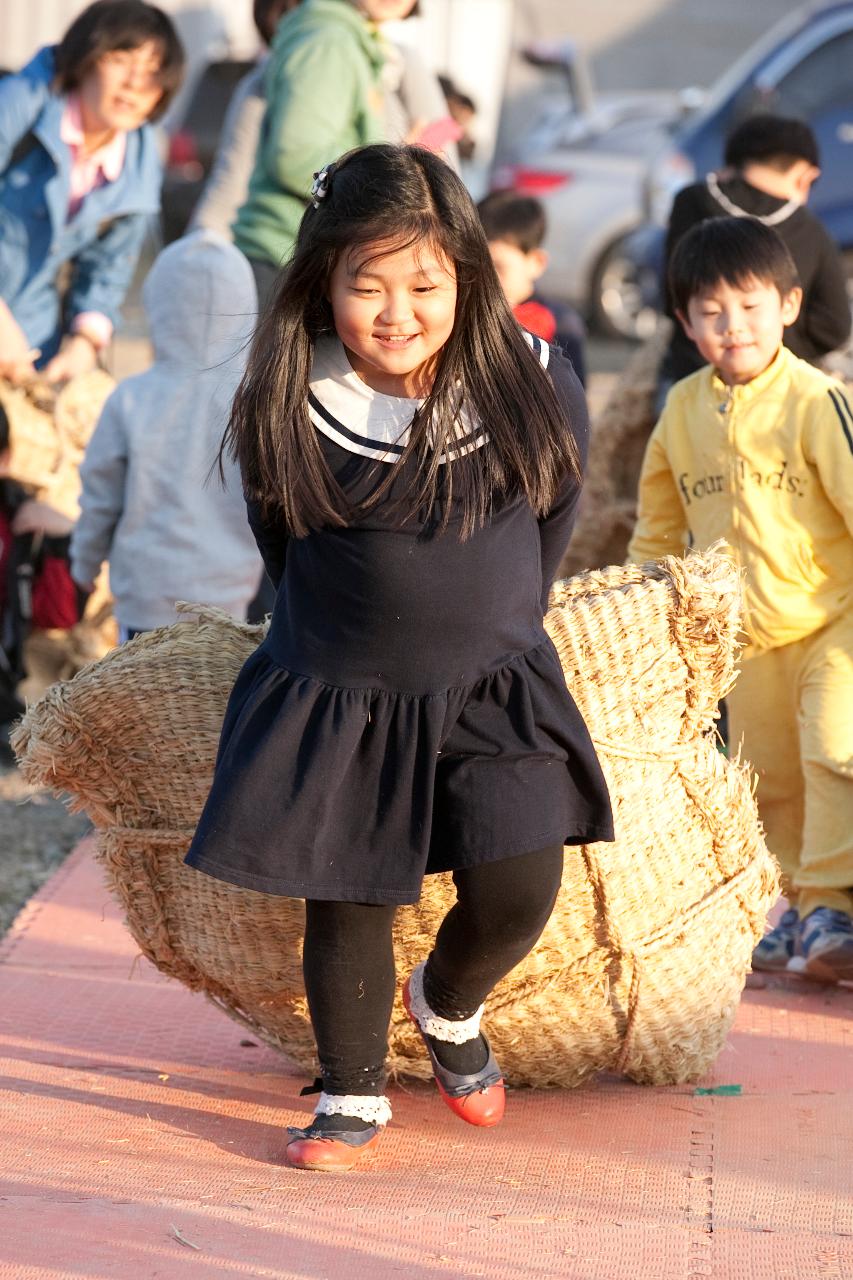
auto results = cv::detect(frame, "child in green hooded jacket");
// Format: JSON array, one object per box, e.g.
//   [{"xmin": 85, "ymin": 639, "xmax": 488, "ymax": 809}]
[{"xmin": 234, "ymin": 0, "xmax": 389, "ymax": 305}]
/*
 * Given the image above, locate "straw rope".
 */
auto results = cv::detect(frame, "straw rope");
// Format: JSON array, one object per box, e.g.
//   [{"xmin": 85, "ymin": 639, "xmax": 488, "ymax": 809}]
[
  {"xmin": 12, "ymin": 547, "xmax": 779, "ymax": 1088},
  {"xmin": 591, "ymin": 737, "xmax": 700, "ymax": 762}
]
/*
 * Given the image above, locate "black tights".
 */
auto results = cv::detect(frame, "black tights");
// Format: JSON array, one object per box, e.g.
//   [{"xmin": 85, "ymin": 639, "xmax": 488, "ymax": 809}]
[{"xmin": 302, "ymin": 844, "xmax": 564, "ymax": 1096}]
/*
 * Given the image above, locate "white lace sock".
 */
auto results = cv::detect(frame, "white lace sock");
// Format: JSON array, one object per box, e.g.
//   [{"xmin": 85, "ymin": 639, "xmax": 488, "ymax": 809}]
[
  {"xmin": 406, "ymin": 961, "xmax": 491, "ymax": 1079},
  {"xmin": 407, "ymin": 961, "xmax": 484, "ymax": 1043},
  {"xmin": 314, "ymin": 1092, "xmax": 392, "ymax": 1127}
]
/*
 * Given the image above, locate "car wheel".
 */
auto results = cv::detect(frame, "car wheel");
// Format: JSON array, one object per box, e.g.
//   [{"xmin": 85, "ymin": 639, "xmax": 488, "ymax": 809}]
[{"xmin": 590, "ymin": 235, "xmax": 661, "ymax": 342}]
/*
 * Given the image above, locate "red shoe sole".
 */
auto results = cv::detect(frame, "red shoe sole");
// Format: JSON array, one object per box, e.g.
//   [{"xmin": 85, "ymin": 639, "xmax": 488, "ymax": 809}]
[
  {"xmin": 402, "ymin": 979, "xmax": 506, "ymax": 1127},
  {"xmin": 285, "ymin": 1133, "xmax": 380, "ymax": 1172}
]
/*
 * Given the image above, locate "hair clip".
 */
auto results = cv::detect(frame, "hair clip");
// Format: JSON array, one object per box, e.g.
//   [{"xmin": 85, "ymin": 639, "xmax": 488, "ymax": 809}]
[{"xmin": 311, "ymin": 167, "xmax": 331, "ymax": 209}]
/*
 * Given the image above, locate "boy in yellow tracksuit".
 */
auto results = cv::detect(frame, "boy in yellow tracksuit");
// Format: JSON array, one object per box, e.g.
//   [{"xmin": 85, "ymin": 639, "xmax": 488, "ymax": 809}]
[{"xmin": 628, "ymin": 216, "xmax": 853, "ymax": 983}]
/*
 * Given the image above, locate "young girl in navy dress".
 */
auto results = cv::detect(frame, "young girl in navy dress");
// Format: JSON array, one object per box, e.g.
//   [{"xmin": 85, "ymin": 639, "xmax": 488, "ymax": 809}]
[{"xmin": 186, "ymin": 143, "xmax": 613, "ymax": 1172}]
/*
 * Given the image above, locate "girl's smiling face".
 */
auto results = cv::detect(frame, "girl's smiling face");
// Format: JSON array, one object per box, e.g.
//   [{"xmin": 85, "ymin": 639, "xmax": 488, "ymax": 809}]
[
  {"xmin": 329, "ymin": 239, "xmax": 458, "ymax": 397},
  {"xmin": 78, "ymin": 41, "xmax": 165, "ymax": 135}
]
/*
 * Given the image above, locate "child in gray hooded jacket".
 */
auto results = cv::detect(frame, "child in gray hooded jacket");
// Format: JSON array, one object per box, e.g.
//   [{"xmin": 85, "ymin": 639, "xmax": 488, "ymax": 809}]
[{"xmin": 70, "ymin": 231, "xmax": 263, "ymax": 636}]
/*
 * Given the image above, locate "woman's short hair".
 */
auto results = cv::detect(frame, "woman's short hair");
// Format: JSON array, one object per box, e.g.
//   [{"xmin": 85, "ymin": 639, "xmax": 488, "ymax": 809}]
[{"xmin": 53, "ymin": 0, "xmax": 185, "ymax": 122}]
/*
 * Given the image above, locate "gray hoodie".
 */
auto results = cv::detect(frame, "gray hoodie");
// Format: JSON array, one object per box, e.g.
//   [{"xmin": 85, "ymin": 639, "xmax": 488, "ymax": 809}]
[{"xmin": 70, "ymin": 231, "xmax": 263, "ymax": 631}]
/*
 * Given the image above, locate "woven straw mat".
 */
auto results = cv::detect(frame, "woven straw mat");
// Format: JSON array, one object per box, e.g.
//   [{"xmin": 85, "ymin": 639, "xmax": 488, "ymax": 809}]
[{"xmin": 13, "ymin": 547, "xmax": 778, "ymax": 1088}]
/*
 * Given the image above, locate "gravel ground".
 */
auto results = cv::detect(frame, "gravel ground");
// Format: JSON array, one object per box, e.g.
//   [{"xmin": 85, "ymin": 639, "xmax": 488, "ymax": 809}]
[{"xmin": 0, "ymin": 751, "xmax": 89, "ymax": 937}]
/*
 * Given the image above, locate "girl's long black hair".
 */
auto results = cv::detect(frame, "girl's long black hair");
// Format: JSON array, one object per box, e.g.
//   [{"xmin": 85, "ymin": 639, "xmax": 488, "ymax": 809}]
[{"xmin": 226, "ymin": 144, "xmax": 581, "ymax": 540}]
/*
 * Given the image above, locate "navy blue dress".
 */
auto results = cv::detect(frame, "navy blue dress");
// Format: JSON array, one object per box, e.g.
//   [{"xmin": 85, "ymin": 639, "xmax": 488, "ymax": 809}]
[{"xmin": 185, "ymin": 335, "xmax": 613, "ymax": 903}]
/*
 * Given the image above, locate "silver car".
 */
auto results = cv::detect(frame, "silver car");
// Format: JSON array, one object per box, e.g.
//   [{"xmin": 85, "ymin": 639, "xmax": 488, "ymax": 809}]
[{"xmin": 492, "ymin": 42, "xmax": 699, "ymax": 339}]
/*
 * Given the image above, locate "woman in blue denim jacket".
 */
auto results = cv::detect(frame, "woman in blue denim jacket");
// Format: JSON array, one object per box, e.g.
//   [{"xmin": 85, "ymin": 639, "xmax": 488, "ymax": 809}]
[{"xmin": 0, "ymin": 1, "xmax": 184, "ymax": 384}]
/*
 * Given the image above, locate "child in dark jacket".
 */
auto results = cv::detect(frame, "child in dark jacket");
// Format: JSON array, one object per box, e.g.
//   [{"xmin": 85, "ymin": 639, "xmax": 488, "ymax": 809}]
[
  {"xmin": 659, "ymin": 115, "xmax": 851, "ymax": 389},
  {"xmin": 478, "ymin": 190, "xmax": 587, "ymax": 386}
]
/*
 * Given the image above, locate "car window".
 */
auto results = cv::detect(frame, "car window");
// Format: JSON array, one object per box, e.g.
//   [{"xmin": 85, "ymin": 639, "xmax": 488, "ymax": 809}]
[
  {"xmin": 687, "ymin": 8, "xmax": 805, "ymax": 122},
  {"xmin": 772, "ymin": 30, "xmax": 853, "ymax": 117}
]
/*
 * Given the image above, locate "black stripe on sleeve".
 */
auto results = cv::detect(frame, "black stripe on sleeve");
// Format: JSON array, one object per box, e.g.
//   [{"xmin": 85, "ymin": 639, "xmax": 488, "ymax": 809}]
[{"xmin": 828, "ymin": 387, "xmax": 853, "ymax": 457}]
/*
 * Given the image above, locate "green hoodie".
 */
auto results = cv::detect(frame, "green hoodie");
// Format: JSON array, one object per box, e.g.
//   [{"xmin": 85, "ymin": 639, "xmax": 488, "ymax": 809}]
[{"xmin": 233, "ymin": 0, "xmax": 385, "ymax": 266}]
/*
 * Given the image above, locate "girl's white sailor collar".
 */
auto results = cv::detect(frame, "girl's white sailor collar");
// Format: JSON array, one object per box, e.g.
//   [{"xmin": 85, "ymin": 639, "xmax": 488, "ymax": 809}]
[{"xmin": 307, "ymin": 333, "xmax": 550, "ymax": 465}]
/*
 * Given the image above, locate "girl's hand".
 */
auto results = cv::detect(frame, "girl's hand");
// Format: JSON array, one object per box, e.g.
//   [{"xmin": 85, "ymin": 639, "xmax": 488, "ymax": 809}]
[
  {"xmin": 11, "ymin": 499, "xmax": 75, "ymax": 538},
  {"xmin": 43, "ymin": 334, "xmax": 98, "ymax": 384}
]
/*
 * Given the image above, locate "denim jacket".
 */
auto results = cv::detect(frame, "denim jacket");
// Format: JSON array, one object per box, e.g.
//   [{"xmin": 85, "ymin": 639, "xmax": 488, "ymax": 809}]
[{"xmin": 0, "ymin": 47, "xmax": 162, "ymax": 360}]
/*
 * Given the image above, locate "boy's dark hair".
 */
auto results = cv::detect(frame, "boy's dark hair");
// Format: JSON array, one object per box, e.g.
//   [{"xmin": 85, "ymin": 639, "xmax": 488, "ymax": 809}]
[
  {"xmin": 476, "ymin": 191, "xmax": 547, "ymax": 254},
  {"xmin": 724, "ymin": 114, "xmax": 820, "ymax": 172},
  {"xmin": 253, "ymin": 0, "xmax": 300, "ymax": 47},
  {"xmin": 0, "ymin": 402, "xmax": 9, "ymax": 456},
  {"xmin": 668, "ymin": 216, "xmax": 800, "ymax": 315},
  {"xmin": 53, "ymin": 0, "xmax": 185, "ymax": 122},
  {"xmin": 226, "ymin": 144, "xmax": 580, "ymax": 540}
]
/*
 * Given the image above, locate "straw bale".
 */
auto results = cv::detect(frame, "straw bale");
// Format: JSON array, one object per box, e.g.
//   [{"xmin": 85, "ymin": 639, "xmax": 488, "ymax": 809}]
[
  {"xmin": 18, "ymin": 569, "xmax": 118, "ymax": 704},
  {"xmin": 562, "ymin": 324, "xmax": 670, "ymax": 576},
  {"xmin": 12, "ymin": 548, "xmax": 778, "ymax": 1088},
  {"xmin": 0, "ymin": 373, "xmax": 118, "ymax": 697},
  {"xmin": 0, "ymin": 370, "xmax": 114, "ymax": 520}
]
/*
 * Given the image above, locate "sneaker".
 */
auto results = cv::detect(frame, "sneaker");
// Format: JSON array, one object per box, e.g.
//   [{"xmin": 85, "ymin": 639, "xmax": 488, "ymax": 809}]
[
  {"xmin": 751, "ymin": 907, "xmax": 800, "ymax": 971},
  {"xmin": 797, "ymin": 907, "xmax": 853, "ymax": 983}
]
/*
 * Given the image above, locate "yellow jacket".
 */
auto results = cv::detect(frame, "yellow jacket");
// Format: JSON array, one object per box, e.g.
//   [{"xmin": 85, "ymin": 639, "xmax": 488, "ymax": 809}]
[{"xmin": 628, "ymin": 346, "xmax": 853, "ymax": 650}]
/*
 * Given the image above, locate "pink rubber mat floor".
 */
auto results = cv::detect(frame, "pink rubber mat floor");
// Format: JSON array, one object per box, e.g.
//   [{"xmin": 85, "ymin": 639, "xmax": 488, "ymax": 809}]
[{"xmin": 0, "ymin": 836, "xmax": 850, "ymax": 1280}]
